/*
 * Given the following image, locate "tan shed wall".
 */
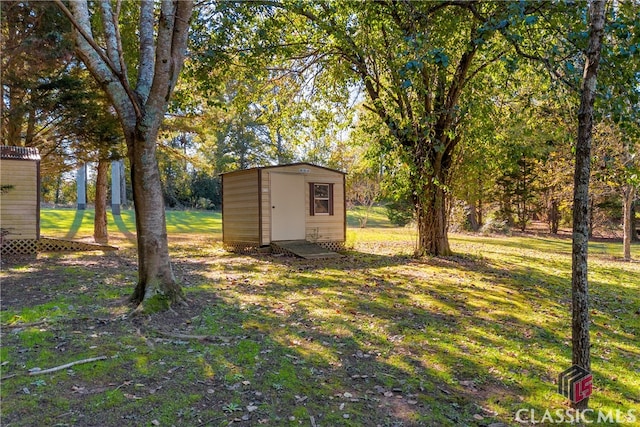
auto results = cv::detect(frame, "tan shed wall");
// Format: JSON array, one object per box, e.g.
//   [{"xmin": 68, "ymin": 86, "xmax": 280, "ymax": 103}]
[
  {"xmin": 0, "ymin": 159, "xmax": 39, "ymax": 240},
  {"xmin": 222, "ymin": 169, "xmax": 260, "ymax": 244},
  {"xmin": 261, "ymin": 164, "xmax": 345, "ymax": 245},
  {"xmin": 260, "ymin": 171, "xmax": 272, "ymax": 245},
  {"xmin": 302, "ymin": 167, "xmax": 345, "ymax": 244}
]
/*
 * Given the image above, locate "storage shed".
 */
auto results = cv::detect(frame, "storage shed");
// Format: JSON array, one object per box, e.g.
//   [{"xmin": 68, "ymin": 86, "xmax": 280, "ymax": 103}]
[
  {"xmin": 0, "ymin": 145, "xmax": 41, "ymax": 255},
  {"xmin": 222, "ymin": 163, "xmax": 346, "ymax": 252}
]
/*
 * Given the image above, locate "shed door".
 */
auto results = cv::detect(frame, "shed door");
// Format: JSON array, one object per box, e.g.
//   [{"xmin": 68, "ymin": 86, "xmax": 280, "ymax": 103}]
[{"xmin": 271, "ymin": 173, "xmax": 305, "ymax": 241}]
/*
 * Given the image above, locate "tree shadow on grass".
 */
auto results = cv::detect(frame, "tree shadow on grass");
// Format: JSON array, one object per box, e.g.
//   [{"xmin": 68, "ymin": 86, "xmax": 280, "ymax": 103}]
[
  {"xmin": 165, "ymin": 210, "xmax": 222, "ymax": 234},
  {"xmin": 63, "ymin": 209, "xmax": 86, "ymax": 239},
  {"xmin": 112, "ymin": 212, "xmax": 136, "ymax": 243},
  {"xmin": 234, "ymin": 246, "xmax": 639, "ymax": 416},
  {"xmin": 2, "ymin": 242, "xmax": 637, "ymax": 426}
]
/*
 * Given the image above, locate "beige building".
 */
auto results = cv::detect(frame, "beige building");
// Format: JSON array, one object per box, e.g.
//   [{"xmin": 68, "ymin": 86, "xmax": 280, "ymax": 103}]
[
  {"xmin": 0, "ymin": 146, "xmax": 40, "ymax": 255},
  {"xmin": 221, "ymin": 163, "xmax": 346, "ymax": 251}
]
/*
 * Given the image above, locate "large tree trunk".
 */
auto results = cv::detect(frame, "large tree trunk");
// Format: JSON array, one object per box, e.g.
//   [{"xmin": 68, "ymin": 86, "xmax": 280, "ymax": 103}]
[
  {"xmin": 549, "ymin": 198, "xmax": 560, "ymax": 234},
  {"xmin": 571, "ymin": 0, "xmax": 605, "ymax": 411},
  {"xmin": 55, "ymin": 174, "xmax": 62, "ymax": 204},
  {"xmin": 57, "ymin": 0, "xmax": 194, "ymax": 311},
  {"xmin": 466, "ymin": 203, "xmax": 480, "ymax": 232},
  {"xmin": 93, "ymin": 159, "xmax": 109, "ymax": 244},
  {"xmin": 588, "ymin": 197, "xmax": 595, "ymax": 238},
  {"xmin": 414, "ymin": 184, "xmax": 452, "ymax": 256},
  {"xmin": 622, "ymin": 186, "xmax": 636, "ymax": 261},
  {"xmin": 413, "ymin": 151, "xmax": 452, "ymax": 257},
  {"xmin": 128, "ymin": 130, "xmax": 183, "ymax": 307}
]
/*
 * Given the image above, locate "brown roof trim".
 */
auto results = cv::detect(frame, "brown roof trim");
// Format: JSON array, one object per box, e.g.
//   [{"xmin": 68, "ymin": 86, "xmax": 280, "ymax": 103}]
[
  {"xmin": 0, "ymin": 145, "xmax": 41, "ymax": 161},
  {"xmin": 220, "ymin": 162, "xmax": 345, "ymax": 177}
]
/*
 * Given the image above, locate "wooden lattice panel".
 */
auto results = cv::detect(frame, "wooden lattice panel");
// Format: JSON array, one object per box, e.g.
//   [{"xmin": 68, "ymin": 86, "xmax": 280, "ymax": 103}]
[
  {"xmin": 1, "ymin": 239, "xmax": 38, "ymax": 256},
  {"xmin": 223, "ymin": 242, "xmax": 262, "ymax": 254},
  {"xmin": 316, "ymin": 241, "xmax": 345, "ymax": 252},
  {"xmin": 37, "ymin": 238, "xmax": 117, "ymax": 253}
]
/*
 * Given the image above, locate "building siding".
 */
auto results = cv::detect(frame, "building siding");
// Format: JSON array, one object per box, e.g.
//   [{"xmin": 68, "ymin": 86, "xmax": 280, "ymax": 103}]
[
  {"xmin": 302, "ymin": 168, "xmax": 345, "ymax": 243},
  {"xmin": 260, "ymin": 172, "xmax": 271, "ymax": 245},
  {"xmin": 0, "ymin": 158, "xmax": 39, "ymax": 240},
  {"xmin": 222, "ymin": 163, "xmax": 345, "ymax": 248},
  {"xmin": 222, "ymin": 169, "xmax": 260, "ymax": 244}
]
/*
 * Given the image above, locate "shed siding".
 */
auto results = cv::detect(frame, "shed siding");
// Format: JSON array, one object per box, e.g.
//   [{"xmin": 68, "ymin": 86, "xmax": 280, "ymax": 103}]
[
  {"xmin": 303, "ymin": 168, "xmax": 345, "ymax": 243},
  {"xmin": 0, "ymin": 159, "xmax": 38, "ymax": 239},
  {"xmin": 260, "ymin": 171, "xmax": 271, "ymax": 245},
  {"xmin": 222, "ymin": 169, "xmax": 260, "ymax": 244},
  {"xmin": 222, "ymin": 163, "xmax": 345, "ymax": 249},
  {"xmin": 261, "ymin": 164, "xmax": 345, "ymax": 244}
]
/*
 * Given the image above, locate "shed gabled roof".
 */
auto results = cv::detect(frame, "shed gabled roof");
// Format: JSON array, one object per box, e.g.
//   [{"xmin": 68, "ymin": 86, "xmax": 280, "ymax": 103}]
[
  {"xmin": 221, "ymin": 162, "xmax": 345, "ymax": 177},
  {"xmin": 0, "ymin": 145, "xmax": 41, "ymax": 161}
]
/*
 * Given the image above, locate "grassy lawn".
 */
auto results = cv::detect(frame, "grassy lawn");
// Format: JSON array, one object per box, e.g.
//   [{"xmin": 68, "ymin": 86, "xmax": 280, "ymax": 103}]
[
  {"xmin": 40, "ymin": 206, "xmax": 395, "ymax": 240},
  {"xmin": 39, "ymin": 207, "xmax": 222, "ymax": 242},
  {"xmin": 1, "ymin": 208, "xmax": 638, "ymax": 426}
]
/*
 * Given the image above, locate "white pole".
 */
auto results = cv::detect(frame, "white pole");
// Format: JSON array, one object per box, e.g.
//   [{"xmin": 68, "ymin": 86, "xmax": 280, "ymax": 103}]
[
  {"xmin": 111, "ymin": 160, "xmax": 121, "ymax": 215},
  {"xmin": 77, "ymin": 163, "xmax": 86, "ymax": 210}
]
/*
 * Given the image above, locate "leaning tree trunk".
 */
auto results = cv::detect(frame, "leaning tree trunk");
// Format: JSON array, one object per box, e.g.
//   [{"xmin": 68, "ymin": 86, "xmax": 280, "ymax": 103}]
[
  {"xmin": 93, "ymin": 159, "xmax": 109, "ymax": 244},
  {"xmin": 571, "ymin": 0, "xmax": 605, "ymax": 411},
  {"xmin": 128, "ymin": 128, "xmax": 183, "ymax": 308},
  {"xmin": 622, "ymin": 185, "xmax": 636, "ymax": 261}
]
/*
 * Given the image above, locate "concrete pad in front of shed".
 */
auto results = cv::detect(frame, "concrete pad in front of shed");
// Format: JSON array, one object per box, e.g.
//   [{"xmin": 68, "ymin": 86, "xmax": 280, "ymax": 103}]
[{"xmin": 271, "ymin": 240, "xmax": 343, "ymax": 259}]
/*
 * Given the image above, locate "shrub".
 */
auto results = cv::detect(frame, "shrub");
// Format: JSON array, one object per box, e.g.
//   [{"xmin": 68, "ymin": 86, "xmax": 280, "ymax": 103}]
[
  {"xmin": 385, "ymin": 200, "xmax": 414, "ymax": 227},
  {"xmin": 480, "ymin": 217, "xmax": 511, "ymax": 235}
]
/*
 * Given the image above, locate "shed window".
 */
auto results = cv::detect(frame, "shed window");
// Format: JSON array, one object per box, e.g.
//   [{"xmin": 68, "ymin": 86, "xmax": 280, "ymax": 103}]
[{"xmin": 311, "ymin": 183, "xmax": 333, "ymax": 215}]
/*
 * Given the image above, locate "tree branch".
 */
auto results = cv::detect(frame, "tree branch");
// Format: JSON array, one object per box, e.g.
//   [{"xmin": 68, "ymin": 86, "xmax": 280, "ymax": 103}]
[
  {"xmin": 380, "ymin": 24, "xmax": 409, "ymax": 122},
  {"xmin": 53, "ymin": 0, "xmax": 117, "ymax": 75},
  {"xmin": 146, "ymin": 1, "xmax": 194, "ymax": 115},
  {"xmin": 146, "ymin": 0, "xmax": 176, "ymax": 113},
  {"xmin": 28, "ymin": 356, "xmax": 108, "ymax": 376},
  {"xmin": 137, "ymin": 0, "xmax": 155, "ymax": 103},
  {"xmin": 98, "ymin": 0, "xmax": 122, "ymax": 74},
  {"xmin": 114, "ymin": 0, "xmax": 129, "ymax": 87},
  {"xmin": 53, "ymin": 0, "xmax": 142, "ymax": 120},
  {"xmin": 463, "ymin": 50, "xmax": 507, "ymax": 88},
  {"xmin": 503, "ymin": 32, "xmax": 579, "ymax": 92}
]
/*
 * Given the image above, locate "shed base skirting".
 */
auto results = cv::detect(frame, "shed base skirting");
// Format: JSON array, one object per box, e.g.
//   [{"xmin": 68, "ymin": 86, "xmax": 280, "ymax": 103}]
[
  {"xmin": 314, "ymin": 241, "xmax": 345, "ymax": 252},
  {"xmin": 1, "ymin": 238, "xmax": 117, "ymax": 257},
  {"xmin": 37, "ymin": 237, "xmax": 117, "ymax": 253},
  {"xmin": 1, "ymin": 239, "xmax": 38, "ymax": 256},
  {"xmin": 225, "ymin": 240, "xmax": 344, "ymax": 257},
  {"xmin": 223, "ymin": 242, "xmax": 266, "ymax": 254}
]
